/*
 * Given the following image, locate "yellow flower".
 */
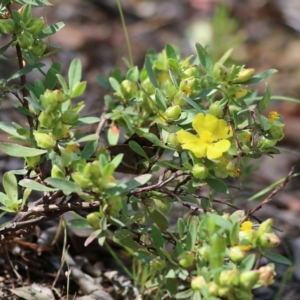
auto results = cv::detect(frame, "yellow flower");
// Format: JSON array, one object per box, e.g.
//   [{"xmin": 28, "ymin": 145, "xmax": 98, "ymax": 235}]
[
  {"xmin": 241, "ymin": 221, "xmax": 253, "ymax": 232},
  {"xmin": 268, "ymin": 111, "xmax": 279, "ymax": 124},
  {"xmin": 176, "ymin": 113, "xmax": 232, "ymax": 160},
  {"xmin": 239, "ymin": 220, "xmax": 253, "ymax": 251}
]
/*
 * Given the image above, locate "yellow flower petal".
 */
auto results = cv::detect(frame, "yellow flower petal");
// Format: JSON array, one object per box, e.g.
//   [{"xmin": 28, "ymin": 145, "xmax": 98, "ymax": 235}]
[
  {"xmin": 206, "ymin": 140, "xmax": 231, "ymax": 160},
  {"xmin": 176, "ymin": 130, "xmax": 199, "ymax": 144}
]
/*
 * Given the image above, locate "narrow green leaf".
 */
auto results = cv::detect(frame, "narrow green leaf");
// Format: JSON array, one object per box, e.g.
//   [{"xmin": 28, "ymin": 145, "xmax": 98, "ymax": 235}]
[
  {"xmin": 81, "ymin": 140, "xmax": 98, "ymax": 160},
  {"xmin": 0, "ymin": 143, "xmax": 47, "ymax": 157},
  {"xmin": 186, "ymin": 216, "xmax": 198, "ymax": 251},
  {"xmin": 263, "ymin": 251, "xmax": 292, "ymax": 266},
  {"xmin": 195, "ymin": 43, "xmax": 213, "ymax": 75},
  {"xmin": 68, "ymin": 58, "xmax": 82, "ymax": 92},
  {"xmin": 76, "ymin": 116, "xmax": 101, "ymax": 125},
  {"xmin": 181, "ymin": 95, "xmax": 205, "ymax": 112},
  {"xmin": 19, "ymin": 179, "xmax": 57, "ymax": 192},
  {"xmin": 205, "ymin": 178, "xmax": 228, "ymax": 193},
  {"xmin": 239, "ymin": 253, "xmax": 256, "ymax": 271},
  {"xmin": 258, "ymin": 84, "xmax": 271, "ymax": 112},
  {"xmin": 126, "ymin": 66, "xmax": 139, "ymax": 82},
  {"xmin": 166, "ymin": 44, "xmax": 178, "ymax": 60},
  {"xmin": 151, "ymin": 223, "xmax": 164, "ymax": 249},
  {"xmin": 177, "ymin": 218, "xmax": 185, "ymax": 239},
  {"xmin": 209, "ymin": 234, "xmax": 226, "ymax": 270},
  {"xmin": 3, "ymin": 172, "xmax": 18, "ymax": 202},
  {"xmin": 56, "ymin": 74, "xmax": 69, "ymax": 93},
  {"xmin": 0, "ymin": 122, "xmax": 24, "ymax": 139},
  {"xmin": 44, "ymin": 62, "xmax": 61, "ymax": 90},
  {"xmin": 246, "ymin": 69, "xmax": 278, "ymax": 84},
  {"xmin": 155, "ymin": 89, "xmax": 168, "ymax": 111},
  {"xmin": 7, "ymin": 63, "xmax": 45, "ymax": 82},
  {"xmin": 16, "ymin": 0, "xmax": 53, "ymax": 6},
  {"xmin": 166, "ymin": 277, "xmax": 177, "ymax": 297},
  {"xmin": 128, "ymin": 141, "xmax": 149, "ymax": 159},
  {"xmin": 109, "ymin": 77, "xmax": 120, "ymax": 92},
  {"xmin": 110, "ymin": 153, "xmax": 124, "ymax": 169},
  {"xmin": 39, "ymin": 22, "xmax": 65, "ymax": 38},
  {"xmin": 67, "ymin": 218, "xmax": 92, "ymax": 229},
  {"xmin": 44, "ymin": 177, "xmax": 82, "ymax": 193},
  {"xmin": 74, "ymin": 134, "xmax": 99, "ymax": 143},
  {"xmin": 147, "ymin": 207, "xmax": 169, "ymax": 231},
  {"xmin": 145, "ymin": 55, "xmax": 158, "ymax": 88},
  {"xmin": 107, "ymin": 126, "xmax": 119, "ymax": 146},
  {"xmin": 230, "ymin": 221, "xmax": 240, "ymax": 246},
  {"xmin": 124, "ymin": 174, "xmax": 152, "ymax": 191}
]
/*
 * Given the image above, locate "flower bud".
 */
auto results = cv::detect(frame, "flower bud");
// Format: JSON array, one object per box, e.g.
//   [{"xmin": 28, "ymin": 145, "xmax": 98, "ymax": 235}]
[
  {"xmin": 258, "ymin": 233, "xmax": 280, "ymax": 248},
  {"xmin": 141, "ymin": 78, "xmax": 155, "ymax": 95},
  {"xmin": 33, "ymin": 131, "xmax": 55, "ymax": 149},
  {"xmin": 52, "ymin": 120, "xmax": 64, "ymax": 140},
  {"xmin": 178, "ymin": 251, "xmax": 195, "ymax": 268},
  {"xmin": 120, "ymin": 79, "xmax": 137, "ymax": 100},
  {"xmin": 179, "ymin": 76, "xmax": 196, "ymax": 97},
  {"xmin": 83, "ymin": 162, "xmax": 101, "ymax": 182},
  {"xmin": 198, "ymin": 245, "xmax": 210, "ymax": 261},
  {"xmin": 219, "ymin": 269, "xmax": 240, "ymax": 287},
  {"xmin": 38, "ymin": 111, "xmax": 55, "ymax": 128},
  {"xmin": 234, "ymin": 88, "xmax": 248, "ymax": 99},
  {"xmin": 229, "ymin": 246, "xmax": 245, "ymax": 263},
  {"xmin": 207, "ymin": 282, "xmax": 218, "ymax": 296},
  {"xmin": 152, "ymin": 197, "xmax": 170, "ymax": 213},
  {"xmin": 269, "ymin": 123, "xmax": 285, "ymax": 141},
  {"xmin": 182, "ymin": 66, "xmax": 199, "ymax": 79},
  {"xmin": 191, "ymin": 276, "xmax": 206, "ymax": 291},
  {"xmin": 18, "ymin": 31, "xmax": 34, "ymax": 49},
  {"xmin": 258, "ymin": 265, "xmax": 276, "ymax": 287},
  {"xmin": 257, "ymin": 218, "xmax": 273, "ymax": 235},
  {"xmin": 71, "ymin": 172, "xmax": 92, "ymax": 189},
  {"xmin": 29, "ymin": 41, "xmax": 46, "ymax": 57},
  {"xmin": 168, "ymin": 133, "xmax": 180, "ymax": 148},
  {"xmin": 150, "ymin": 258, "xmax": 166, "ymax": 271},
  {"xmin": 259, "ymin": 136, "xmax": 277, "ymax": 149},
  {"xmin": 107, "ymin": 195, "xmax": 122, "ymax": 216},
  {"xmin": 164, "ymin": 81, "xmax": 177, "ymax": 99},
  {"xmin": 53, "ymin": 89, "xmax": 67, "ymax": 103},
  {"xmin": 25, "ymin": 155, "xmax": 41, "ymax": 169},
  {"xmin": 18, "ymin": 4, "xmax": 32, "ymax": 25},
  {"xmin": 27, "ymin": 17, "xmax": 45, "ymax": 34},
  {"xmin": 234, "ymin": 68, "xmax": 255, "ymax": 83},
  {"xmin": 239, "ymin": 271, "xmax": 260, "ymax": 290},
  {"xmin": 61, "ymin": 110, "xmax": 79, "ymax": 125},
  {"xmin": 173, "ymin": 91, "xmax": 186, "ymax": 106},
  {"xmin": 51, "ymin": 164, "xmax": 65, "ymax": 178},
  {"xmin": 192, "ymin": 164, "xmax": 209, "ymax": 180},
  {"xmin": 86, "ymin": 212, "xmax": 101, "ymax": 228},
  {"xmin": 0, "ymin": 19, "xmax": 15, "ymax": 34},
  {"xmin": 165, "ymin": 105, "xmax": 181, "ymax": 121},
  {"xmin": 209, "ymin": 101, "xmax": 223, "ymax": 118}
]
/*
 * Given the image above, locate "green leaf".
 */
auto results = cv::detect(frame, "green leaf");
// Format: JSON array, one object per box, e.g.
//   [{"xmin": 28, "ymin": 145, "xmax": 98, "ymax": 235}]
[
  {"xmin": 126, "ymin": 66, "xmax": 139, "ymax": 82},
  {"xmin": 209, "ymin": 234, "xmax": 226, "ymax": 270},
  {"xmin": 44, "ymin": 62, "xmax": 61, "ymax": 90},
  {"xmin": 258, "ymin": 84, "xmax": 271, "ymax": 113},
  {"xmin": 39, "ymin": 22, "xmax": 65, "ymax": 38},
  {"xmin": 186, "ymin": 216, "xmax": 198, "ymax": 251},
  {"xmin": 211, "ymin": 214, "xmax": 232, "ymax": 231},
  {"xmin": 110, "ymin": 153, "xmax": 124, "ymax": 169},
  {"xmin": 3, "ymin": 172, "xmax": 18, "ymax": 202},
  {"xmin": 263, "ymin": 251, "xmax": 292, "ymax": 266},
  {"xmin": 0, "ymin": 122, "xmax": 25, "ymax": 140},
  {"xmin": 109, "ymin": 77, "xmax": 120, "ymax": 92},
  {"xmin": 146, "ymin": 207, "xmax": 169, "ymax": 231},
  {"xmin": 230, "ymin": 221, "xmax": 240, "ymax": 246},
  {"xmin": 191, "ymin": 291, "xmax": 202, "ymax": 300},
  {"xmin": 175, "ymin": 289, "xmax": 193, "ymax": 299},
  {"xmin": 166, "ymin": 277, "xmax": 177, "ymax": 297},
  {"xmin": 19, "ymin": 179, "xmax": 58, "ymax": 192},
  {"xmin": 96, "ymin": 74, "xmax": 111, "ymax": 89},
  {"xmin": 195, "ymin": 43, "xmax": 213, "ymax": 75},
  {"xmin": 151, "ymin": 223, "xmax": 164, "ymax": 249},
  {"xmin": 102, "ymin": 163, "xmax": 115, "ymax": 177},
  {"xmin": 76, "ymin": 117, "xmax": 101, "ymax": 125},
  {"xmin": 177, "ymin": 218, "xmax": 185, "ymax": 239},
  {"xmin": 155, "ymin": 89, "xmax": 168, "ymax": 111},
  {"xmin": 145, "ymin": 55, "xmax": 158, "ymax": 88},
  {"xmin": 0, "ymin": 143, "xmax": 47, "ymax": 157},
  {"xmin": 7, "ymin": 63, "xmax": 45, "ymax": 82},
  {"xmin": 166, "ymin": 43, "xmax": 178, "ymax": 60},
  {"xmin": 44, "ymin": 177, "xmax": 82, "ymax": 193},
  {"xmin": 67, "ymin": 218, "xmax": 92, "ymax": 229},
  {"xmin": 81, "ymin": 140, "xmax": 98, "ymax": 160},
  {"xmin": 181, "ymin": 95, "xmax": 205, "ymax": 112},
  {"xmin": 68, "ymin": 58, "xmax": 82, "ymax": 92},
  {"xmin": 205, "ymin": 178, "xmax": 228, "ymax": 193},
  {"xmin": 239, "ymin": 253, "xmax": 256, "ymax": 271},
  {"xmin": 124, "ymin": 174, "xmax": 152, "ymax": 191},
  {"xmin": 128, "ymin": 141, "xmax": 149, "ymax": 159},
  {"xmin": 246, "ymin": 69, "xmax": 278, "ymax": 84},
  {"xmin": 56, "ymin": 74, "xmax": 69, "ymax": 93},
  {"xmin": 74, "ymin": 134, "xmax": 99, "ymax": 143},
  {"xmin": 107, "ymin": 126, "xmax": 119, "ymax": 146},
  {"xmin": 16, "ymin": 0, "xmax": 53, "ymax": 6},
  {"xmin": 135, "ymin": 129, "xmax": 172, "ymax": 150}
]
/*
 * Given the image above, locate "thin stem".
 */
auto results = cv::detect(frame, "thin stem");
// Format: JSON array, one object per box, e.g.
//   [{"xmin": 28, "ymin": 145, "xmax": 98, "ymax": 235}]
[{"xmin": 115, "ymin": 0, "xmax": 133, "ymax": 66}]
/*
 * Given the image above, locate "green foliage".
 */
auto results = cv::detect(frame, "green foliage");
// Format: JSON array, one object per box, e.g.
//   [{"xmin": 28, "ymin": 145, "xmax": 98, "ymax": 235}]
[{"xmin": 0, "ymin": 1, "xmax": 293, "ymax": 299}]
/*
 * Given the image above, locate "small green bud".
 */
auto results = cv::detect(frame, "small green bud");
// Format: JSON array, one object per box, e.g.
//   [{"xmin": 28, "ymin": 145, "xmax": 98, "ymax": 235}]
[
  {"xmin": 51, "ymin": 164, "xmax": 65, "ymax": 178},
  {"xmin": 209, "ymin": 101, "xmax": 223, "ymax": 118},
  {"xmin": 150, "ymin": 258, "xmax": 166, "ymax": 271},
  {"xmin": 259, "ymin": 136, "xmax": 277, "ymax": 149},
  {"xmin": 178, "ymin": 251, "xmax": 195, "ymax": 268},
  {"xmin": 52, "ymin": 120, "xmax": 64, "ymax": 140},
  {"xmin": 38, "ymin": 111, "xmax": 55, "ymax": 128},
  {"xmin": 207, "ymin": 282, "xmax": 219, "ymax": 296},
  {"xmin": 54, "ymin": 89, "xmax": 67, "ymax": 103},
  {"xmin": 107, "ymin": 195, "xmax": 122, "ymax": 216},
  {"xmin": 257, "ymin": 218, "xmax": 273, "ymax": 235},
  {"xmin": 27, "ymin": 17, "xmax": 45, "ymax": 35},
  {"xmin": 18, "ymin": 4, "xmax": 32, "ymax": 25},
  {"xmin": 165, "ymin": 105, "xmax": 181, "ymax": 121},
  {"xmin": 239, "ymin": 270, "xmax": 260, "ymax": 290},
  {"xmin": 198, "ymin": 245, "xmax": 210, "ymax": 261},
  {"xmin": 269, "ymin": 123, "xmax": 285, "ymax": 141},
  {"xmin": 18, "ymin": 31, "xmax": 34, "ymax": 49},
  {"xmin": 0, "ymin": 19, "xmax": 15, "ymax": 34},
  {"xmin": 152, "ymin": 197, "xmax": 170, "ymax": 213},
  {"xmin": 25, "ymin": 155, "xmax": 41, "ymax": 169},
  {"xmin": 29, "ymin": 40, "xmax": 46, "ymax": 57},
  {"xmin": 258, "ymin": 233, "xmax": 280, "ymax": 248},
  {"xmin": 179, "ymin": 76, "xmax": 196, "ymax": 96},
  {"xmin": 164, "ymin": 81, "xmax": 177, "ymax": 99},
  {"xmin": 191, "ymin": 276, "xmax": 206, "ymax": 291},
  {"xmin": 173, "ymin": 91, "xmax": 186, "ymax": 106},
  {"xmin": 229, "ymin": 246, "xmax": 245, "ymax": 263},
  {"xmin": 219, "ymin": 269, "xmax": 240, "ymax": 287},
  {"xmin": 120, "ymin": 79, "xmax": 137, "ymax": 100},
  {"xmin": 61, "ymin": 110, "xmax": 79, "ymax": 125},
  {"xmin": 33, "ymin": 131, "xmax": 55, "ymax": 149},
  {"xmin": 141, "ymin": 78, "xmax": 155, "ymax": 95},
  {"xmin": 71, "ymin": 172, "xmax": 92, "ymax": 189},
  {"xmin": 86, "ymin": 212, "xmax": 101, "ymax": 228},
  {"xmin": 71, "ymin": 81, "xmax": 87, "ymax": 98},
  {"xmin": 192, "ymin": 164, "xmax": 209, "ymax": 180},
  {"xmin": 168, "ymin": 132, "xmax": 180, "ymax": 148},
  {"xmin": 234, "ymin": 68, "xmax": 255, "ymax": 83},
  {"xmin": 182, "ymin": 66, "xmax": 199, "ymax": 79},
  {"xmin": 234, "ymin": 88, "xmax": 248, "ymax": 99}
]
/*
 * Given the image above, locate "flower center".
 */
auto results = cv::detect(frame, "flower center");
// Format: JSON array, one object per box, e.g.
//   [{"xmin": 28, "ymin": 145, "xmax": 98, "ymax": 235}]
[{"xmin": 200, "ymin": 131, "xmax": 214, "ymax": 143}]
